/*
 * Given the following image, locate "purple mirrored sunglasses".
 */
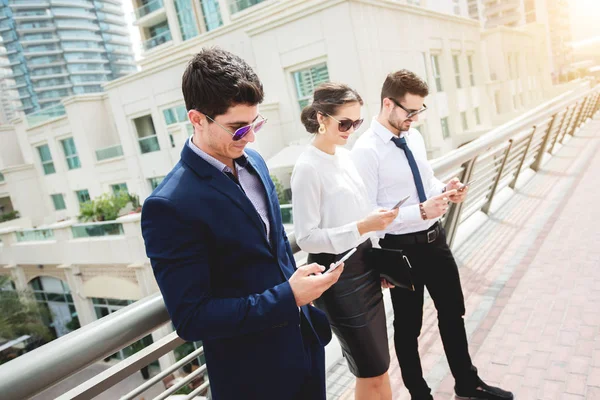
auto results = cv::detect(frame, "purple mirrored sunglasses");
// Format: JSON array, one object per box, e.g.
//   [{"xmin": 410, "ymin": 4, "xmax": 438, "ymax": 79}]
[{"xmin": 204, "ymin": 114, "xmax": 267, "ymax": 141}]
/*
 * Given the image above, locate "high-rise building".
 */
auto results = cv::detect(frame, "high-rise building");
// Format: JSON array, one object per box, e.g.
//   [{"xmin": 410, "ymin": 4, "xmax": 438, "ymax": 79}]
[
  {"xmin": 467, "ymin": 0, "xmax": 573, "ymax": 81},
  {"xmin": 0, "ymin": 52, "xmax": 18, "ymax": 124},
  {"xmin": 0, "ymin": 0, "xmax": 137, "ymax": 115}
]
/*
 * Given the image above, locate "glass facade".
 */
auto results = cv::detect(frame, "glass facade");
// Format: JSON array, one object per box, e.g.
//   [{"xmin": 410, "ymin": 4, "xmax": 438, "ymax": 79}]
[
  {"xmin": 292, "ymin": 63, "xmax": 329, "ymax": 110},
  {"xmin": 174, "ymin": 0, "xmax": 199, "ymax": 40},
  {"xmin": 163, "ymin": 104, "xmax": 188, "ymax": 125},
  {"xmin": 134, "ymin": 115, "xmax": 160, "ymax": 153},
  {"xmin": 29, "ymin": 276, "xmax": 78, "ymax": 338},
  {"xmin": 111, "ymin": 183, "xmax": 128, "ymax": 195},
  {"xmin": 228, "ymin": 0, "xmax": 266, "ymax": 14},
  {"xmin": 149, "ymin": 176, "xmax": 165, "ymax": 190},
  {"xmin": 431, "ymin": 54, "xmax": 443, "ymax": 92},
  {"xmin": 75, "ymin": 189, "xmax": 90, "ymax": 204},
  {"xmin": 51, "ymin": 193, "xmax": 67, "ymax": 210},
  {"xmin": 37, "ymin": 144, "xmax": 56, "ymax": 175},
  {"xmin": 61, "ymin": 137, "xmax": 81, "ymax": 170},
  {"xmin": 440, "ymin": 117, "xmax": 450, "ymax": 139},
  {"xmin": 0, "ymin": 0, "xmax": 135, "ymax": 115},
  {"xmin": 201, "ymin": 0, "xmax": 223, "ymax": 31}
]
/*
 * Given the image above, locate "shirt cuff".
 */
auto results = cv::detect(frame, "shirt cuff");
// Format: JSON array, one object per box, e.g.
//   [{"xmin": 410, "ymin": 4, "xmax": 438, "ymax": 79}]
[{"xmin": 399, "ymin": 204, "xmax": 422, "ymax": 222}]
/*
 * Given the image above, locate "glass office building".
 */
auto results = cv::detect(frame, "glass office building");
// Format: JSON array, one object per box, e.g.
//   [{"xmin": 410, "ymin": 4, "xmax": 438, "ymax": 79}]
[{"xmin": 0, "ymin": 0, "xmax": 136, "ymax": 115}]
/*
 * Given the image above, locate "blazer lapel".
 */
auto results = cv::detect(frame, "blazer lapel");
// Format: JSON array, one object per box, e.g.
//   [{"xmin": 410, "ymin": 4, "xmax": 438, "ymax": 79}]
[
  {"xmin": 180, "ymin": 145, "xmax": 271, "ymax": 247},
  {"xmin": 246, "ymin": 155, "xmax": 279, "ymax": 250}
]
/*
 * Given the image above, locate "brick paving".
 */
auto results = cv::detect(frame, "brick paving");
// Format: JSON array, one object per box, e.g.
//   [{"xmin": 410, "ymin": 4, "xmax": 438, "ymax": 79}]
[{"xmin": 329, "ymin": 115, "xmax": 600, "ymax": 399}]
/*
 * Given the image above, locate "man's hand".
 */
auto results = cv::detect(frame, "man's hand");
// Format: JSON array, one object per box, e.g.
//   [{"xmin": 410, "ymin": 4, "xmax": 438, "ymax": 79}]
[
  {"xmin": 420, "ymin": 190, "xmax": 456, "ymax": 219},
  {"xmin": 289, "ymin": 263, "xmax": 344, "ymax": 307},
  {"xmin": 445, "ymin": 177, "xmax": 468, "ymax": 203},
  {"xmin": 381, "ymin": 278, "xmax": 395, "ymax": 289}
]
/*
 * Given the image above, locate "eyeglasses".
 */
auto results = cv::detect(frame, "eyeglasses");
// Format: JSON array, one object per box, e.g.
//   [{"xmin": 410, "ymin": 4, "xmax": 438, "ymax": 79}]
[
  {"xmin": 204, "ymin": 114, "xmax": 267, "ymax": 141},
  {"xmin": 323, "ymin": 113, "xmax": 364, "ymax": 133},
  {"xmin": 389, "ymin": 98, "xmax": 427, "ymax": 119}
]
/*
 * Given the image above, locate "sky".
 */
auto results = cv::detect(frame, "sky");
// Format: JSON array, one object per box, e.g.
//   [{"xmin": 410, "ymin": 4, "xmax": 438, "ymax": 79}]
[
  {"xmin": 120, "ymin": 0, "xmax": 143, "ymax": 62},
  {"xmin": 569, "ymin": 0, "xmax": 600, "ymax": 43}
]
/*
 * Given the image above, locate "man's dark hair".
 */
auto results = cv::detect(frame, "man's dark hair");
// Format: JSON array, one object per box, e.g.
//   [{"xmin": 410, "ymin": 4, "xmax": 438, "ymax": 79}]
[
  {"xmin": 380, "ymin": 69, "xmax": 429, "ymax": 105},
  {"xmin": 182, "ymin": 47, "xmax": 264, "ymax": 118}
]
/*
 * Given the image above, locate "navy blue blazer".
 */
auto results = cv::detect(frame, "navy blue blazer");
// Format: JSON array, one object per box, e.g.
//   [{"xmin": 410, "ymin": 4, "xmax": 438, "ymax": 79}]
[{"xmin": 141, "ymin": 144, "xmax": 331, "ymax": 399}]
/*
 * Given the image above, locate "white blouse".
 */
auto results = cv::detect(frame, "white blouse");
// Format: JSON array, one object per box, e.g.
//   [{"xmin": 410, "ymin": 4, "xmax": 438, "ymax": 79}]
[{"xmin": 291, "ymin": 145, "xmax": 373, "ymax": 255}]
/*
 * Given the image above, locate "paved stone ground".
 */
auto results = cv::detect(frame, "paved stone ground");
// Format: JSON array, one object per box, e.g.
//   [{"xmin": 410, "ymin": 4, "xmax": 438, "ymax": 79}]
[{"xmin": 329, "ymin": 114, "xmax": 600, "ymax": 399}]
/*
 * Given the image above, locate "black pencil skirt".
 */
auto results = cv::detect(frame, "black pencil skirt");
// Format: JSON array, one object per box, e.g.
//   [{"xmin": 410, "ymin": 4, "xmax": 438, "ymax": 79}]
[{"xmin": 308, "ymin": 240, "xmax": 390, "ymax": 378}]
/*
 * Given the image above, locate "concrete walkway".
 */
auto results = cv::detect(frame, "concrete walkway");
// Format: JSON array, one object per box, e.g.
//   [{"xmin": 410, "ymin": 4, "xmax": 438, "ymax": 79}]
[{"xmin": 329, "ymin": 115, "xmax": 600, "ymax": 399}]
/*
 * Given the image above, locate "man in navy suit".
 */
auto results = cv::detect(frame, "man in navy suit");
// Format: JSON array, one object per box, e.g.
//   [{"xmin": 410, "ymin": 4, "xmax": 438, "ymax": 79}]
[{"xmin": 141, "ymin": 47, "xmax": 343, "ymax": 400}]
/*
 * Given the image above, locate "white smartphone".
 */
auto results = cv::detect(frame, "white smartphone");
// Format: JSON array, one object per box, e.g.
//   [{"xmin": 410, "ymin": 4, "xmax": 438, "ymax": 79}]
[
  {"xmin": 392, "ymin": 195, "xmax": 411, "ymax": 210},
  {"xmin": 326, "ymin": 247, "xmax": 357, "ymax": 274}
]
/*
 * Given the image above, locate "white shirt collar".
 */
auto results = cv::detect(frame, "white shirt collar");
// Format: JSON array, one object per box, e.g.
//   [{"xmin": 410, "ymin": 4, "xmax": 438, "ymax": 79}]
[{"xmin": 370, "ymin": 117, "xmax": 412, "ymax": 143}]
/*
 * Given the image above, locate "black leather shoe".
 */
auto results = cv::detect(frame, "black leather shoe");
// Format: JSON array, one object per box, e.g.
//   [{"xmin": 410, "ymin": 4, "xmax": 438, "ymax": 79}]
[{"xmin": 455, "ymin": 378, "xmax": 514, "ymax": 400}]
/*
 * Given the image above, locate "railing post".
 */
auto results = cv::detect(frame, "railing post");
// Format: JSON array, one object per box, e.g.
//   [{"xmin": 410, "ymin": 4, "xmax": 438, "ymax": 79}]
[
  {"xmin": 532, "ymin": 113, "xmax": 558, "ymax": 171},
  {"xmin": 444, "ymin": 157, "xmax": 477, "ymax": 249},
  {"xmin": 510, "ymin": 126, "xmax": 537, "ymax": 189},
  {"xmin": 568, "ymin": 97, "xmax": 589, "ymax": 137},
  {"xmin": 482, "ymin": 140, "xmax": 513, "ymax": 214},
  {"xmin": 550, "ymin": 108, "xmax": 570, "ymax": 153}
]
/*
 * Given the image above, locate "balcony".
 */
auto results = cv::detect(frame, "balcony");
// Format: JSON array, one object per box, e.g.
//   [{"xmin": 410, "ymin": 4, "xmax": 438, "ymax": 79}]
[
  {"xmin": 15, "ymin": 227, "xmax": 54, "ymax": 242},
  {"xmin": 135, "ymin": 0, "xmax": 164, "ymax": 19},
  {"xmin": 23, "ymin": 49, "xmax": 63, "ymax": 57},
  {"xmin": 95, "ymin": 144, "xmax": 124, "ymax": 161},
  {"xmin": 50, "ymin": 0, "xmax": 95, "ymax": 8},
  {"xmin": 25, "ymin": 102, "xmax": 66, "ymax": 126},
  {"xmin": 71, "ymin": 222, "xmax": 124, "ymax": 238},
  {"xmin": 7, "ymin": 0, "xmax": 50, "ymax": 8},
  {"xmin": 142, "ymin": 30, "xmax": 172, "ymax": 51}
]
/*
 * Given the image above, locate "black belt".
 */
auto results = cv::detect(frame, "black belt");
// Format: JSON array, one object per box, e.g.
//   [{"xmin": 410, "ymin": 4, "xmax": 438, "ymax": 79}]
[{"xmin": 382, "ymin": 222, "xmax": 442, "ymax": 246}]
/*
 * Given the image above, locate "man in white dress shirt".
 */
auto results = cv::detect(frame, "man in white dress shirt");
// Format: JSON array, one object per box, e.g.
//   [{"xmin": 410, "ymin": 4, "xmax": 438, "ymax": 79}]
[{"xmin": 351, "ymin": 70, "xmax": 513, "ymax": 400}]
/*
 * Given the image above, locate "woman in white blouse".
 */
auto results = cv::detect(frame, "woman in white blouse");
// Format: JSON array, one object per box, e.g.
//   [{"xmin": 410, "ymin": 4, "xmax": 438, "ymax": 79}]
[{"xmin": 291, "ymin": 83, "xmax": 398, "ymax": 400}]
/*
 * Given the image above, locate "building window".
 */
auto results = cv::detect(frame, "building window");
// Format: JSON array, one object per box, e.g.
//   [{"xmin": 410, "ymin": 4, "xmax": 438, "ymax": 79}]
[
  {"xmin": 149, "ymin": 176, "xmax": 165, "ymax": 190},
  {"xmin": 440, "ymin": 117, "xmax": 450, "ymax": 139},
  {"xmin": 29, "ymin": 276, "xmax": 78, "ymax": 338},
  {"xmin": 467, "ymin": 55, "xmax": 475, "ymax": 86},
  {"xmin": 37, "ymin": 144, "xmax": 56, "ymax": 175},
  {"xmin": 51, "ymin": 194, "xmax": 67, "ymax": 210},
  {"xmin": 430, "ymin": 54, "xmax": 443, "ymax": 92},
  {"xmin": 0, "ymin": 172, "xmax": 4, "ymax": 183},
  {"xmin": 174, "ymin": 0, "xmax": 199, "ymax": 40},
  {"xmin": 228, "ymin": 0, "xmax": 265, "ymax": 14},
  {"xmin": 201, "ymin": 0, "xmax": 223, "ymax": 31},
  {"xmin": 461, "ymin": 111, "xmax": 468, "ymax": 131},
  {"xmin": 453, "ymin": 54, "xmax": 461, "ymax": 89},
  {"xmin": 111, "ymin": 183, "xmax": 128, "ymax": 195},
  {"xmin": 292, "ymin": 62, "xmax": 330, "ymax": 110},
  {"xmin": 75, "ymin": 189, "xmax": 90, "ymax": 204},
  {"xmin": 406, "ymin": 0, "xmax": 420, "ymax": 5},
  {"xmin": 474, "ymin": 107, "xmax": 481, "ymax": 125},
  {"xmin": 163, "ymin": 105, "xmax": 188, "ymax": 125},
  {"xmin": 186, "ymin": 123, "xmax": 194, "ymax": 136},
  {"xmin": 453, "ymin": 0, "xmax": 460, "ymax": 15},
  {"xmin": 134, "ymin": 115, "xmax": 160, "ymax": 154},
  {"xmin": 61, "ymin": 137, "xmax": 81, "ymax": 170}
]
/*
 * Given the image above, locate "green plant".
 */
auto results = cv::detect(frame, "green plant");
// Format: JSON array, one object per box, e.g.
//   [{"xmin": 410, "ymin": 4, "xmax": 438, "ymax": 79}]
[
  {"xmin": 0, "ymin": 210, "xmax": 20, "ymax": 223},
  {"xmin": 270, "ymin": 175, "xmax": 289, "ymax": 205},
  {"xmin": 0, "ymin": 276, "xmax": 52, "ymax": 354},
  {"xmin": 78, "ymin": 192, "xmax": 132, "ymax": 222}
]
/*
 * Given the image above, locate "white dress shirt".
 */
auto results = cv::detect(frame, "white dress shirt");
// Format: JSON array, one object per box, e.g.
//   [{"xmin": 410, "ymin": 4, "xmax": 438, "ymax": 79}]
[
  {"xmin": 351, "ymin": 118, "xmax": 445, "ymax": 235},
  {"xmin": 291, "ymin": 145, "xmax": 372, "ymax": 254}
]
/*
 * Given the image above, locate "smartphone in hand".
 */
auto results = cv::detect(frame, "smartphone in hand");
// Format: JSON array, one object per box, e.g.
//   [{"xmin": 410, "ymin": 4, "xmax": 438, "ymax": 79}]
[
  {"xmin": 326, "ymin": 247, "xmax": 357, "ymax": 274},
  {"xmin": 458, "ymin": 178, "xmax": 478, "ymax": 192},
  {"xmin": 392, "ymin": 195, "xmax": 411, "ymax": 210}
]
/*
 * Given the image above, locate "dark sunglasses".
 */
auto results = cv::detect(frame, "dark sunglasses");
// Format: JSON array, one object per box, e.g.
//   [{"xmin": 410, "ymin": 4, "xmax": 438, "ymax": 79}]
[
  {"xmin": 204, "ymin": 114, "xmax": 267, "ymax": 141},
  {"xmin": 323, "ymin": 113, "xmax": 364, "ymax": 132},
  {"xmin": 389, "ymin": 98, "xmax": 427, "ymax": 119}
]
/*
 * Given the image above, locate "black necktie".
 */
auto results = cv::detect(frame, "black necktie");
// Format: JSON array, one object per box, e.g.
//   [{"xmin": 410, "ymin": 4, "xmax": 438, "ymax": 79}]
[{"xmin": 391, "ymin": 136, "xmax": 427, "ymax": 203}]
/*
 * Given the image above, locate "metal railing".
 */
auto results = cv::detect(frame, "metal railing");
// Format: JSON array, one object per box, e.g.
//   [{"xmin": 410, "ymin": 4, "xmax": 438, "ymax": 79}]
[
  {"xmin": 14, "ymin": 227, "xmax": 54, "ymax": 242},
  {"xmin": 0, "ymin": 84, "xmax": 598, "ymax": 400},
  {"xmin": 71, "ymin": 222, "xmax": 124, "ymax": 238}
]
